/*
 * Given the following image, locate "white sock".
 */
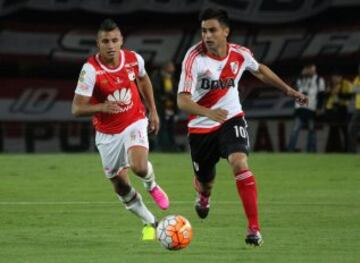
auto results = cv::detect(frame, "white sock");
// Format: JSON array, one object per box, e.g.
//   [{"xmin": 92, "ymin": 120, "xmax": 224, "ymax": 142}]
[
  {"xmin": 141, "ymin": 161, "xmax": 156, "ymax": 191},
  {"xmin": 117, "ymin": 187, "xmax": 156, "ymax": 225}
]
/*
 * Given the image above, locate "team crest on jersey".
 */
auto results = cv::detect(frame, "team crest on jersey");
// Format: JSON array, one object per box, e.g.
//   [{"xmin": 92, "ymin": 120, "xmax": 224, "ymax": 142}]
[
  {"xmin": 130, "ymin": 130, "xmax": 137, "ymax": 142},
  {"xmin": 130, "ymin": 130, "xmax": 145, "ymax": 144},
  {"xmin": 128, "ymin": 70, "xmax": 136, "ymax": 81},
  {"xmin": 193, "ymin": 162, "xmax": 199, "ymax": 172},
  {"xmin": 230, "ymin": 61, "xmax": 239, "ymax": 75},
  {"xmin": 107, "ymin": 88, "xmax": 134, "ymax": 112}
]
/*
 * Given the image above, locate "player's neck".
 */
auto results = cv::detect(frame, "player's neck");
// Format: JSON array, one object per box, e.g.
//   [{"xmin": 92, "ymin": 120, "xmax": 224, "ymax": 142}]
[
  {"xmin": 207, "ymin": 43, "xmax": 228, "ymax": 59},
  {"xmin": 99, "ymin": 52, "xmax": 120, "ymax": 68}
]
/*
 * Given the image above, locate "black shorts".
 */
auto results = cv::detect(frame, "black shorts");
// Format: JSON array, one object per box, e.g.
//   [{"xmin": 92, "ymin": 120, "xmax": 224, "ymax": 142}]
[{"xmin": 188, "ymin": 116, "xmax": 250, "ymax": 183}]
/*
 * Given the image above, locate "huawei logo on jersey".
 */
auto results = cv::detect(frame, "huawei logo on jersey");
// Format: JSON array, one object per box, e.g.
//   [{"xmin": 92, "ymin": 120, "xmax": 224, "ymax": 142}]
[
  {"xmin": 107, "ymin": 88, "xmax": 134, "ymax": 112},
  {"xmin": 200, "ymin": 78, "xmax": 235, "ymax": 90}
]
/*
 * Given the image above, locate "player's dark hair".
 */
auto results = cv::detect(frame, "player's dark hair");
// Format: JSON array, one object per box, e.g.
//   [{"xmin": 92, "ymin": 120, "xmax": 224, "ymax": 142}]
[
  {"xmin": 199, "ymin": 8, "xmax": 230, "ymax": 27},
  {"xmin": 98, "ymin": 18, "xmax": 119, "ymax": 33}
]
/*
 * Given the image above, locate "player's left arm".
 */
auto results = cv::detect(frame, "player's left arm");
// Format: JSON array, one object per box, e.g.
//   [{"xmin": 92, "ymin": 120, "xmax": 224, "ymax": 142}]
[
  {"xmin": 251, "ymin": 64, "xmax": 308, "ymax": 105},
  {"xmin": 137, "ymin": 74, "xmax": 160, "ymax": 135}
]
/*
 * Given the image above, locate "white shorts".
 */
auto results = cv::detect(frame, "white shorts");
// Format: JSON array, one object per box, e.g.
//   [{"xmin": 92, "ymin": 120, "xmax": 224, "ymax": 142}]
[{"xmin": 95, "ymin": 118, "xmax": 149, "ymax": 178}]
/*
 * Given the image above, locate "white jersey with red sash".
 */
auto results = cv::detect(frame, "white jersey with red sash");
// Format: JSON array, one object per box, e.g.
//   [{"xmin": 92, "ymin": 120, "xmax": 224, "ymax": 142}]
[
  {"xmin": 75, "ymin": 49, "xmax": 147, "ymax": 134},
  {"xmin": 178, "ymin": 42, "xmax": 259, "ymax": 134}
]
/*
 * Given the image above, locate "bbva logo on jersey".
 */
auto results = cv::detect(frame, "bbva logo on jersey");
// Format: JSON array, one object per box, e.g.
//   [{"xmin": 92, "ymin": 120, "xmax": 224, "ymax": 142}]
[
  {"xmin": 200, "ymin": 78, "xmax": 235, "ymax": 90},
  {"xmin": 107, "ymin": 88, "xmax": 134, "ymax": 112}
]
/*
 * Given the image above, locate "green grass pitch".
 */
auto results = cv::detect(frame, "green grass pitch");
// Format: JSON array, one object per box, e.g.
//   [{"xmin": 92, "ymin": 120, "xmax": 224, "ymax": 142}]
[{"xmin": 1, "ymin": 153, "xmax": 359, "ymax": 263}]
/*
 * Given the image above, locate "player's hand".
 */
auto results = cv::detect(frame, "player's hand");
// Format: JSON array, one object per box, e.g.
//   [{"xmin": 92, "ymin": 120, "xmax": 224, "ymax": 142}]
[
  {"xmin": 148, "ymin": 110, "xmax": 160, "ymax": 135},
  {"xmin": 101, "ymin": 101, "xmax": 121, "ymax": 114},
  {"xmin": 206, "ymin": 108, "xmax": 228, "ymax": 123},
  {"xmin": 294, "ymin": 91, "xmax": 308, "ymax": 106},
  {"xmin": 286, "ymin": 89, "xmax": 308, "ymax": 106}
]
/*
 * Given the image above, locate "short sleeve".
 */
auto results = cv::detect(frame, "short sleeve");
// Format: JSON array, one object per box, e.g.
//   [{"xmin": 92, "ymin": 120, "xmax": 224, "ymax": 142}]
[
  {"xmin": 134, "ymin": 52, "xmax": 147, "ymax": 77},
  {"xmin": 241, "ymin": 47, "xmax": 259, "ymax": 72},
  {"xmin": 178, "ymin": 49, "xmax": 198, "ymax": 94},
  {"xmin": 74, "ymin": 63, "xmax": 96, "ymax": 97}
]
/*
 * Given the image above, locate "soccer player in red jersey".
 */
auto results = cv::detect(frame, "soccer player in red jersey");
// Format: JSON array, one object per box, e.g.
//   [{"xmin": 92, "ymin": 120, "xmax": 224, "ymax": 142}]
[
  {"xmin": 72, "ymin": 19, "xmax": 169, "ymax": 240},
  {"xmin": 177, "ymin": 8, "xmax": 308, "ymax": 246}
]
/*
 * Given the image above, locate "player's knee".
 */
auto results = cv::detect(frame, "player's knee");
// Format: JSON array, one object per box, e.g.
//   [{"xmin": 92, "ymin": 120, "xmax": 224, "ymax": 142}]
[
  {"xmin": 131, "ymin": 162, "xmax": 148, "ymax": 177},
  {"xmin": 110, "ymin": 176, "xmax": 131, "ymax": 196},
  {"xmin": 228, "ymin": 152, "xmax": 248, "ymax": 173}
]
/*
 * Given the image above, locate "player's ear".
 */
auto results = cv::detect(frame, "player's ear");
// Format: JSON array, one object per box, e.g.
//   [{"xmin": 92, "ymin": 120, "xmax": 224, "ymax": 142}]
[
  {"xmin": 225, "ymin": 27, "xmax": 230, "ymax": 38},
  {"xmin": 119, "ymin": 33, "xmax": 124, "ymax": 46},
  {"xmin": 117, "ymin": 29, "xmax": 124, "ymax": 47}
]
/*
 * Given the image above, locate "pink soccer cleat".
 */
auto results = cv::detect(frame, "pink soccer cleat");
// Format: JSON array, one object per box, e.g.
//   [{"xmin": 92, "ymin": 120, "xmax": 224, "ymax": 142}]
[{"xmin": 149, "ymin": 185, "xmax": 169, "ymax": 210}]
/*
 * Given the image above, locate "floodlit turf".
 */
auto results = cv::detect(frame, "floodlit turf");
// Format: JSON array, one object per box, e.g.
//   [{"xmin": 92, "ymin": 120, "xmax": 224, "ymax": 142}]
[{"xmin": 1, "ymin": 153, "xmax": 359, "ymax": 263}]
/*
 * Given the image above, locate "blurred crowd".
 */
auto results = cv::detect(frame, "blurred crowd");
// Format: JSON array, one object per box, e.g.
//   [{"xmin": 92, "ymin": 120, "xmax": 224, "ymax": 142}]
[
  {"xmin": 288, "ymin": 63, "xmax": 360, "ymax": 153},
  {"xmin": 149, "ymin": 61, "xmax": 181, "ymax": 152}
]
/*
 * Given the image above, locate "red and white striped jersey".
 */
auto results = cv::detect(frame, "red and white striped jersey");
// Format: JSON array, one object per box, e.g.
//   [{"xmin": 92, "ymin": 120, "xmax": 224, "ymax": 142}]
[
  {"xmin": 75, "ymin": 49, "xmax": 147, "ymax": 134},
  {"xmin": 178, "ymin": 42, "xmax": 259, "ymax": 134}
]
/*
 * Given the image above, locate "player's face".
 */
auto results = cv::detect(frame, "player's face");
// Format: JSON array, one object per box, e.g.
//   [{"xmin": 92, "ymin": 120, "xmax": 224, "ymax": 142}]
[
  {"xmin": 97, "ymin": 29, "xmax": 123, "ymax": 62},
  {"xmin": 201, "ymin": 19, "xmax": 229, "ymax": 52}
]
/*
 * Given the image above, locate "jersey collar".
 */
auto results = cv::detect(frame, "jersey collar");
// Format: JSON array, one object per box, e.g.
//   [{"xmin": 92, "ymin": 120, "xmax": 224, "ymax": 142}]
[
  {"xmin": 95, "ymin": 50, "xmax": 125, "ymax": 73},
  {"xmin": 202, "ymin": 41, "xmax": 229, "ymax": 61}
]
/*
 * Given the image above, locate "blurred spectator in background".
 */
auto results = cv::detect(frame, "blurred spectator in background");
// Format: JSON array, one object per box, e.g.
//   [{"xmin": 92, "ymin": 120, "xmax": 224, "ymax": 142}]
[
  {"xmin": 151, "ymin": 61, "xmax": 179, "ymax": 151},
  {"xmin": 325, "ymin": 72, "xmax": 353, "ymax": 152},
  {"xmin": 288, "ymin": 64, "xmax": 325, "ymax": 152},
  {"xmin": 348, "ymin": 64, "xmax": 360, "ymax": 153}
]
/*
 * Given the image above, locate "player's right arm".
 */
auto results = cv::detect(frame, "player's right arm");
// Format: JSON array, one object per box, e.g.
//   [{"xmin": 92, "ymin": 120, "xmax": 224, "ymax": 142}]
[
  {"xmin": 71, "ymin": 63, "xmax": 121, "ymax": 117},
  {"xmin": 177, "ymin": 93, "xmax": 228, "ymax": 123},
  {"xmin": 177, "ymin": 48, "xmax": 228, "ymax": 123},
  {"xmin": 72, "ymin": 95, "xmax": 121, "ymax": 117}
]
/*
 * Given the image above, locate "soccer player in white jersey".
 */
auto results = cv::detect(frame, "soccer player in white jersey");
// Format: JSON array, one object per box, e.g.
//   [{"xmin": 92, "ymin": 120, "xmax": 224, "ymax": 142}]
[
  {"xmin": 177, "ymin": 8, "xmax": 308, "ymax": 246},
  {"xmin": 71, "ymin": 19, "xmax": 169, "ymax": 241}
]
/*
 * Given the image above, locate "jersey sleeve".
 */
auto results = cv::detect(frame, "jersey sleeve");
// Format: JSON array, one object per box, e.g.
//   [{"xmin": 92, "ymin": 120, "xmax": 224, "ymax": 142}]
[
  {"xmin": 241, "ymin": 47, "xmax": 260, "ymax": 72},
  {"xmin": 134, "ymin": 52, "xmax": 147, "ymax": 77},
  {"xmin": 74, "ymin": 63, "xmax": 96, "ymax": 97},
  {"xmin": 178, "ymin": 49, "xmax": 198, "ymax": 94}
]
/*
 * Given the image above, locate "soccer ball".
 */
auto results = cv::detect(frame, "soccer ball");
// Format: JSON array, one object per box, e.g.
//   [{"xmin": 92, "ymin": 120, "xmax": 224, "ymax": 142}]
[{"xmin": 156, "ymin": 215, "xmax": 193, "ymax": 250}]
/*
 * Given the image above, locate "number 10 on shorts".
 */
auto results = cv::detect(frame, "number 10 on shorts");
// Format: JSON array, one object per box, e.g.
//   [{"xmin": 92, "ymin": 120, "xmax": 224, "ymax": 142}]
[{"xmin": 234, "ymin": 125, "xmax": 246, "ymax": 138}]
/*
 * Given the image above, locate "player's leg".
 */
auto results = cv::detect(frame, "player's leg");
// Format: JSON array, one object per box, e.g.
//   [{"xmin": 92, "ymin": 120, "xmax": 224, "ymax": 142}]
[
  {"xmin": 189, "ymin": 132, "xmax": 220, "ymax": 219},
  {"xmin": 220, "ymin": 117, "xmax": 262, "ymax": 246},
  {"xmin": 95, "ymin": 131, "xmax": 157, "ymax": 240},
  {"xmin": 193, "ymin": 167, "xmax": 215, "ymax": 219},
  {"xmin": 110, "ymin": 168, "xmax": 156, "ymax": 226},
  {"xmin": 228, "ymin": 152, "xmax": 262, "ymax": 246},
  {"xmin": 128, "ymin": 146, "xmax": 169, "ymax": 210},
  {"xmin": 126, "ymin": 119, "xmax": 169, "ymax": 210}
]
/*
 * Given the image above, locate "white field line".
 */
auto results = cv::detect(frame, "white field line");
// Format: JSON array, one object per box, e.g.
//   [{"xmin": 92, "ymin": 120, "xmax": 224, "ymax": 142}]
[{"xmin": 0, "ymin": 201, "xmax": 351, "ymax": 206}]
